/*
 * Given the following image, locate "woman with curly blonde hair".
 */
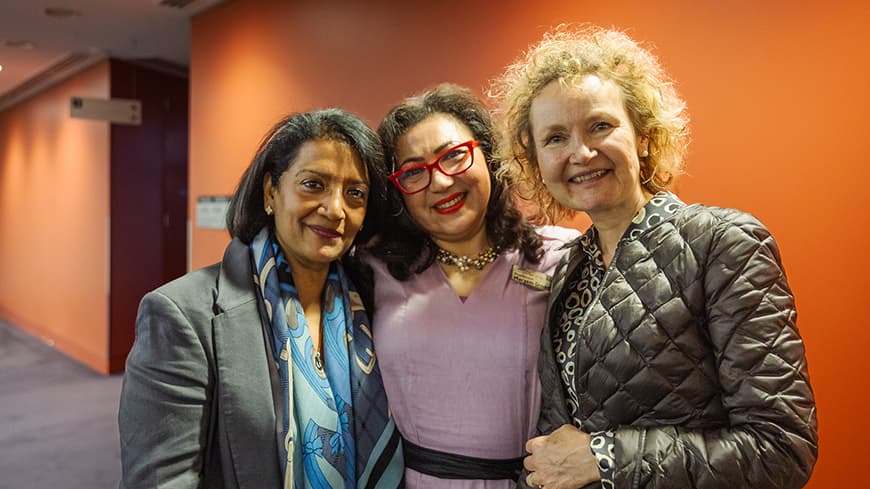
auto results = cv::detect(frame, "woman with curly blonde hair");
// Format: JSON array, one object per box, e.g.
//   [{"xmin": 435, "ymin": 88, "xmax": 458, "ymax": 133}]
[{"xmin": 492, "ymin": 25, "xmax": 817, "ymax": 489}]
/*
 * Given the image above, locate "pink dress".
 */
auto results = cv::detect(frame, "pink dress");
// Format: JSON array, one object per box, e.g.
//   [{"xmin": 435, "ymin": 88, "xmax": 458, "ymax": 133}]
[{"xmin": 367, "ymin": 226, "xmax": 579, "ymax": 489}]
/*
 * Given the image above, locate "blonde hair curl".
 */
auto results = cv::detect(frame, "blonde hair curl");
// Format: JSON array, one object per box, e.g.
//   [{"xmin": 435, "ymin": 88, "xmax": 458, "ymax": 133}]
[{"xmin": 491, "ymin": 24, "xmax": 690, "ymax": 222}]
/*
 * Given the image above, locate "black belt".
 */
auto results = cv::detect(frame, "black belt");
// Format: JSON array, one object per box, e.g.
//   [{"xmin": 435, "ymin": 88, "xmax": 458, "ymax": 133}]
[{"xmin": 403, "ymin": 438, "xmax": 523, "ymax": 481}]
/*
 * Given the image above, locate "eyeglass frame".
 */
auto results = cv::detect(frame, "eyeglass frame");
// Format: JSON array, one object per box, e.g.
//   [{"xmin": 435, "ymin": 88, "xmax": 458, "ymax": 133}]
[{"xmin": 387, "ymin": 140, "xmax": 481, "ymax": 195}]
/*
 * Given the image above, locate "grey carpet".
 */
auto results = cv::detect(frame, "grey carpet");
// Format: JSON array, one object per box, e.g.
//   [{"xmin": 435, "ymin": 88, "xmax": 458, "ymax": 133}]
[{"xmin": 0, "ymin": 316, "xmax": 122, "ymax": 489}]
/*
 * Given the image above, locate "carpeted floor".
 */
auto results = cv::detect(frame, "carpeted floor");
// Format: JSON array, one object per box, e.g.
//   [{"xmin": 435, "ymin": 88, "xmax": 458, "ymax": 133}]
[{"xmin": 0, "ymin": 317, "xmax": 122, "ymax": 489}]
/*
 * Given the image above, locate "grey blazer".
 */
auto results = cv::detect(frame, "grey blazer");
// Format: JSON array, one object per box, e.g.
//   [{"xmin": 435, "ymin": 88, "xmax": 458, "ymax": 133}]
[{"xmin": 119, "ymin": 238, "xmax": 283, "ymax": 489}]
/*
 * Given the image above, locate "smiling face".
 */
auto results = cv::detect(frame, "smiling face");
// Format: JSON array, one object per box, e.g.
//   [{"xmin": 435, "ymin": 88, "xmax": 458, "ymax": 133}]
[
  {"xmin": 529, "ymin": 75, "xmax": 651, "ymax": 224},
  {"xmin": 263, "ymin": 139, "xmax": 368, "ymax": 272},
  {"xmin": 394, "ymin": 113, "xmax": 491, "ymax": 248}
]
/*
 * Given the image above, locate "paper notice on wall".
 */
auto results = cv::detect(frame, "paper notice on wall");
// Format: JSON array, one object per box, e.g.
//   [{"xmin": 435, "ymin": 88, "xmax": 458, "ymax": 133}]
[{"xmin": 196, "ymin": 196, "xmax": 231, "ymax": 230}]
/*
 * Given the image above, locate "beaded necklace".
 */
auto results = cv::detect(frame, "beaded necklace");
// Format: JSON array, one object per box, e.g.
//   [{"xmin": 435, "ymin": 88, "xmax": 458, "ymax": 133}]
[{"xmin": 436, "ymin": 246, "xmax": 499, "ymax": 272}]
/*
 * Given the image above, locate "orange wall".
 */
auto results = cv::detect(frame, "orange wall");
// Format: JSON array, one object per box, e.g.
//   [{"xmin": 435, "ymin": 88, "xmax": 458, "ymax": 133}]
[
  {"xmin": 190, "ymin": 1, "xmax": 870, "ymax": 485},
  {"xmin": 0, "ymin": 61, "xmax": 111, "ymax": 373}
]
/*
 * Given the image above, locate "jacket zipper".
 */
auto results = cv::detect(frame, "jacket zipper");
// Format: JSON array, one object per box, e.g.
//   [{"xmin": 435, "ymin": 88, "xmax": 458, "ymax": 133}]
[
  {"xmin": 575, "ymin": 245, "xmax": 621, "ymax": 345},
  {"xmin": 570, "ymin": 244, "xmax": 622, "ymax": 427},
  {"xmin": 632, "ymin": 428, "xmax": 646, "ymax": 488},
  {"xmin": 572, "ymin": 245, "xmax": 627, "ymax": 483}
]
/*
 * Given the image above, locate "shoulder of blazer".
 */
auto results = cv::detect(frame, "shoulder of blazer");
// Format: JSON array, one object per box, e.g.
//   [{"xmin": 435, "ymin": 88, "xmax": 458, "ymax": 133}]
[
  {"xmin": 215, "ymin": 238, "xmax": 258, "ymax": 314},
  {"xmin": 148, "ymin": 238, "xmax": 254, "ymax": 317}
]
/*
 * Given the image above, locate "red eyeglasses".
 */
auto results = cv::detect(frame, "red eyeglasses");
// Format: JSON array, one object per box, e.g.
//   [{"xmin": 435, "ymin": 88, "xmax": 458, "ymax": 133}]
[{"xmin": 388, "ymin": 140, "xmax": 480, "ymax": 195}]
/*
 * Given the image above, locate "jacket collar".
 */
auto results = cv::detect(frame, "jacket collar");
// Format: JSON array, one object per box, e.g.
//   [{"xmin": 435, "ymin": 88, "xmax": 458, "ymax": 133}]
[
  {"xmin": 549, "ymin": 192, "xmax": 685, "ymax": 314},
  {"xmin": 619, "ymin": 191, "xmax": 685, "ymax": 243},
  {"xmin": 216, "ymin": 238, "xmax": 257, "ymax": 313},
  {"xmin": 556, "ymin": 192, "xmax": 685, "ymax": 251}
]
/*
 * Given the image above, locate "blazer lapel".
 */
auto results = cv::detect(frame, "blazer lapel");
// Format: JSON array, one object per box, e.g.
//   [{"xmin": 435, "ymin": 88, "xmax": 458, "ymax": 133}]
[{"xmin": 213, "ymin": 239, "xmax": 282, "ymax": 489}]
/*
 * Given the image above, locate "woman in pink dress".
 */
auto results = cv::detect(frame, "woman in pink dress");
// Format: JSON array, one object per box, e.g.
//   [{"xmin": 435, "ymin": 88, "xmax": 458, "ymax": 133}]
[{"xmin": 361, "ymin": 84, "xmax": 578, "ymax": 489}]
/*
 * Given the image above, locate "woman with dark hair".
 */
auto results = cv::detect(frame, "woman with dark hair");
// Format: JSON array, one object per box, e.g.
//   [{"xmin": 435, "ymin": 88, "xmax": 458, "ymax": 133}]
[
  {"xmin": 119, "ymin": 109, "xmax": 403, "ymax": 489},
  {"xmin": 363, "ymin": 84, "xmax": 578, "ymax": 488}
]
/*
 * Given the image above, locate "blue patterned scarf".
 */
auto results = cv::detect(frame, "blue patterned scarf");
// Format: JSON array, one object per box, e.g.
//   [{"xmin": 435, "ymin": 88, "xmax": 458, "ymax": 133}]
[{"xmin": 250, "ymin": 229, "xmax": 403, "ymax": 489}]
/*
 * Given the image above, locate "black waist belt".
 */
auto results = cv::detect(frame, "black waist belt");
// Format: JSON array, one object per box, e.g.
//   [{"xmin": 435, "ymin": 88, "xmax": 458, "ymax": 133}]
[{"xmin": 403, "ymin": 438, "xmax": 523, "ymax": 481}]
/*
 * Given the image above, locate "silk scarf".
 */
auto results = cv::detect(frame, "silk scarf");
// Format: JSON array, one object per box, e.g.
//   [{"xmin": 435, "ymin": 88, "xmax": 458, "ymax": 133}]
[{"xmin": 250, "ymin": 229, "xmax": 404, "ymax": 489}]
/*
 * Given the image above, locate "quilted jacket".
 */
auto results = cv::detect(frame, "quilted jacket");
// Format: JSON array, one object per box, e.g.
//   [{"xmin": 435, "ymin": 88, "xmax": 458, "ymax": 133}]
[{"xmin": 533, "ymin": 201, "xmax": 818, "ymax": 488}]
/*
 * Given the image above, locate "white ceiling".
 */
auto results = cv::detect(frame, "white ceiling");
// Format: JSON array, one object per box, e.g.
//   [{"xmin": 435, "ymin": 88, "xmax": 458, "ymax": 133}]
[{"xmin": 0, "ymin": 0, "xmax": 224, "ymax": 110}]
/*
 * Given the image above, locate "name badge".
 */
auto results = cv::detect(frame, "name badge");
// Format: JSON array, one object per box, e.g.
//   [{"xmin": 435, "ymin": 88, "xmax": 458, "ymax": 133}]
[{"xmin": 511, "ymin": 265, "xmax": 552, "ymax": 291}]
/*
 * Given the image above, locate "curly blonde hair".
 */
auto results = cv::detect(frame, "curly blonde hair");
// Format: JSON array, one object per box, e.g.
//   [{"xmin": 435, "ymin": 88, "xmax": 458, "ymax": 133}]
[{"xmin": 491, "ymin": 25, "xmax": 690, "ymax": 222}]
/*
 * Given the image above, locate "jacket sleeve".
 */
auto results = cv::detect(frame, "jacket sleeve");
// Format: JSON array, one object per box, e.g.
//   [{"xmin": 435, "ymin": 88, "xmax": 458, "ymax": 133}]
[
  {"xmin": 119, "ymin": 291, "xmax": 214, "ymax": 489},
  {"xmin": 613, "ymin": 210, "xmax": 818, "ymax": 488}
]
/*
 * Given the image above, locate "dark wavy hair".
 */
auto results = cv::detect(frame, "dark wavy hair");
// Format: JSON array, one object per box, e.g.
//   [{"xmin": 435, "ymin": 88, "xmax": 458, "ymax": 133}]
[
  {"xmin": 368, "ymin": 83, "xmax": 542, "ymax": 281},
  {"xmin": 226, "ymin": 109, "xmax": 388, "ymax": 308}
]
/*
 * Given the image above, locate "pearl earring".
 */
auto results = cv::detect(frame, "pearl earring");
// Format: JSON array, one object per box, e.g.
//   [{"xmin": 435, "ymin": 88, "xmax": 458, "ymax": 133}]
[{"xmin": 641, "ymin": 149, "xmax": 649, "ymax": 158}]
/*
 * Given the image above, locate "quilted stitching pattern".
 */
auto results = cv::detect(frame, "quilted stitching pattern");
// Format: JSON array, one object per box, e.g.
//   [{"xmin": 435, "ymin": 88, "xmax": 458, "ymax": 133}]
[{"xmin": 535, "ymin": 204, "xmax": 817, "ymax": 489}]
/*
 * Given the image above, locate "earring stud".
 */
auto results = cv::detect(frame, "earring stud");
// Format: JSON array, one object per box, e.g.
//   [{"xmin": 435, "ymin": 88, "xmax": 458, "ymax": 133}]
[
  {"xmin": 265, "ymin": 205, "xmax": 273, "ymax": 216},
  {"xmin": 641, "ymin": 149, "xmax": 649, "ymax": 158}
]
